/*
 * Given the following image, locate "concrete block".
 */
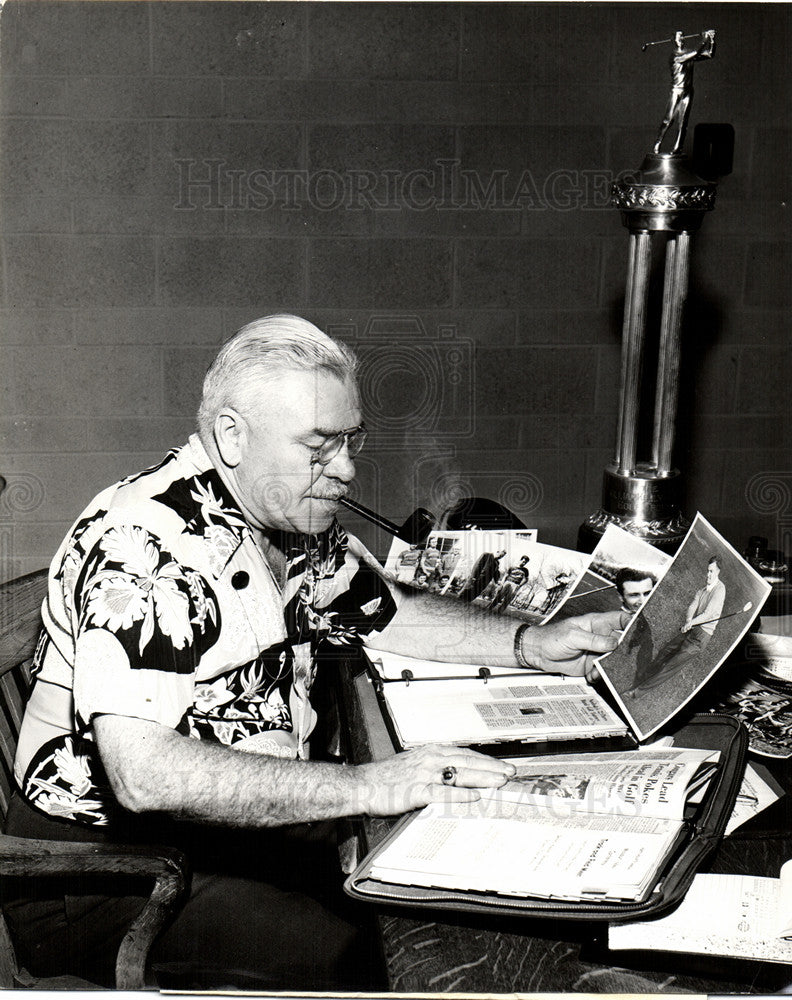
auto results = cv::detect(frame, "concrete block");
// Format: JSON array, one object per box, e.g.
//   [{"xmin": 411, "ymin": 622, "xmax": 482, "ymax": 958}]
[
  {"xmin": 301, "ymin": 309, "xmax": 516, "ymax": 348},
  {"xmin": 0, "ymin": 308, "xmax": 75, "ymax": 345},
  {"xmin": 0, "ymin": 196, "xmax": 71, "ymax": 234},
  {"xmin": 373, "ymin": 207, "xmax": 521, "ymax": 240},
  {"xmin": 750, "ymin": 129, "xmax": 792, "ymax": 203},
  {"xmin": 556, "ymin": 413, "xmax": 615, "ymax": 451},
  {"xmin": 74, "ymin": 308, "xmax": 224, "ymax": 346},
  {"xmin": 308, "ymin": 239, "xmax": 453, "ymax": 309},
  {"xmin": 456, "ymin": 238, "xmax": 600, "ymax": 309},
  {"xmin": 74, "ymin": 195, "xmax": 225, "ymax": 236},
  {"xmin": 1, "ymin": 75, "xmax": 67, "ymax": 116},
  {"xmin": 457, "ymin": 126, "xmax": 607, "ymax": 198},
  {"xmin": 225, "ymin": 203, "xmax": 378, "ymax": 239},
  {"xmin": 308, "ymin": 5, "xmax": 458, "ymax": 80},
  {"xmin": 162, "ymin": 347, "xmax": 217, "ymax": 417},
  {"xmin": 5, "ymin": 344, "xmax": 163, "ymax": 418},
  {"xmin": 151, "ymin": 120, "xmax": 302, "ymax": 207},
  {"xmin": 70, "ymin": 2, "xmax": 150, "ymax": 75},
  {"xmin": 712, "ymin": 308, "xmax": 790, "ymax": 347},
  {"xmin": 718, "ymin": 448, "xmax": 791, "ymax": 521},
  {"xmin": 65, "ymin": 77, "xmax": 225, "ymax": 120},
  {"xmin": 460, "ymin": 6, "xmax": 607, "ymax": 84},
  {"xmin": 745, "ymin": 242, "xmax": 792, "ymax": 307},
  {"xmin": 83, "ymin": 417, "xmax": 197, "ymax": 453},
  {"xmin": 6, "ymin": 235, "xmax": 155, "ymax": 308},
  {"xmin": 594, "ymin": 341, "xmax": 621, "ymax": 415},
  {"xmin": 518, "ymin": 309, "xmax": 617, "ymax": 345},
  {"xmin": 308, "ymin": 124, "xmax": 455, "ymax": 178},
  {"xmin": 373, "ymin": 82, "xmax": 535, "ymax": 125},
  {"xmin": 223, "ymin": 79, "xmax": 379, "ymax": 122},
  {"xmin": 1, "ymin": 119, "xmax": 65, "ymax": 196},
  {"xmin": 1, "ymin": 2, "xmax": 146, "ymax": 77},
  {"xmin": 1, "ymin": 1, "xmax": 81, "ymax": 75},
  {"xmin": 64, "ymin": 121, "xmax": 150, "ymax": 196},
  {"xmin": 735, "ymin": 347, "xmax": 792, "ymax": 415},
  {"xmin": 0, "ymin": 416, "xmax": 87, "ymax": 453},
  {"xmin": 157, "ymin": 237, "xmax": 304, "ymax": 307},
  {"xmin": 151, "ymin": 2, "xmax": 305, "ymax": 77},
  {"xmin": 473, "ymin": 346, "xmax": 598, "ymax": 416}
]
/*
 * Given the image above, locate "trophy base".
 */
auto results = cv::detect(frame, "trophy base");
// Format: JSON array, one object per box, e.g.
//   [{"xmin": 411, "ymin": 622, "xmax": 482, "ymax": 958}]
[{"xmin": 577, "ymin": 464, "xmax": 690, "ymax": 556}]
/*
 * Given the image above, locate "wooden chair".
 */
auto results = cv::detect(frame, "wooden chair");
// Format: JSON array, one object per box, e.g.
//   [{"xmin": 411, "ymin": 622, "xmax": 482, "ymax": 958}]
[{"xmin": 0, "ymin": 569, "xmax": 190, "ymax": 990}]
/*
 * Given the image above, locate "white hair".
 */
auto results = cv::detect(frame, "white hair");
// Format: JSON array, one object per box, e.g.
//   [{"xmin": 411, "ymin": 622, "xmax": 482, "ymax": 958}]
[{"xmin": 197, "ymin": 314, "xmax": 358, "ymax": 439}]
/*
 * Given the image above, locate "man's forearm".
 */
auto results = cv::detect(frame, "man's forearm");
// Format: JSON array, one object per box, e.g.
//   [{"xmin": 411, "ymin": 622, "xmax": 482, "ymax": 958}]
[
  {"xmin": 365, "ymin": 586, "xmax": 521, "ymax": 665},
  {"xmin": 94, "ymin": 714, "xmax": 515, "ymax": 826},
  {"xmin": 95, "ymin": 715, "xmax": 363, "ymax": 827}
]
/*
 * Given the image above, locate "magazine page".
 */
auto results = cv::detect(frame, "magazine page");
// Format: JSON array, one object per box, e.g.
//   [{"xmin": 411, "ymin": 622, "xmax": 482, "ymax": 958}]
[
  {"xmin": 545, "ymin": 523, "xmax": 671, "ymax": 626},
  {"xmin": 485, "ymin": 747, "xmax": 719, "ymax": 822},
  {"xmin": 595, "ymin": 513, "xmax": 772, "ymax": 741},
  {"xmin": 381, "ymin": 674, "xmax": 628, "ymax": 748},
  {"xmin": 369, "ymin": 798, "xmax": 682, "ymax": 902},
  {"xmin": 609, "ymin": 863, "xmax": 792, "ymax": 962},
  {"xmin": 383, "ymin": 529, "xmax": 590, "ymax": 624},
  {"xmin": 725, "ymin": 763, "xmax": 784, "ymax": 836}
]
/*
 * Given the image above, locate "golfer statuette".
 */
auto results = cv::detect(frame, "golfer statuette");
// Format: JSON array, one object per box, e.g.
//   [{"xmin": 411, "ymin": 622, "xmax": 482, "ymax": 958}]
[{"xmin": 579, "ymin": 29, "xmax": 719, "ymax": 556}]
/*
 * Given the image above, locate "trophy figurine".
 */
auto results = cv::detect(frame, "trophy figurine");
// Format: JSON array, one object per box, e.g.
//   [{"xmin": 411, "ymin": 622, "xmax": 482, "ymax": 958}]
[{"xmin": 578, "ymin": 29, "xmax": 718, "ymax": 555}]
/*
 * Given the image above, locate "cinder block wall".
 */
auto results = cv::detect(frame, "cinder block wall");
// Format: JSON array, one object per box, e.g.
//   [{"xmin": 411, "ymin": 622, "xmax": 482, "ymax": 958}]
[{"xmin": 1, "ymin": 1, "xmax": 790, "ymax": 577}]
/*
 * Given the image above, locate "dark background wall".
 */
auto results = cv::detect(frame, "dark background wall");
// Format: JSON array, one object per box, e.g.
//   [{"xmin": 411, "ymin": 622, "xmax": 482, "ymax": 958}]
[{"xmin": 1, "ymin": 1, "xmax": 790, "ymax": 578}]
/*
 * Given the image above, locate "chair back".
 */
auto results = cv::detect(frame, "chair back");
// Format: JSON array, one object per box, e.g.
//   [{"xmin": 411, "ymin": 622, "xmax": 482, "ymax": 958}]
[{"xmin": 0, "ymin": 571, "xmax": 48, "ymax": 822}]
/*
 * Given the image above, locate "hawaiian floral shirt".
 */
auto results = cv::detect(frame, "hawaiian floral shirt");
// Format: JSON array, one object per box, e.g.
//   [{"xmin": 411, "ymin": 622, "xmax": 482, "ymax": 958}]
[{"xmin": 15, "ymin": 436, "xmax": 395, "ymax": 826}]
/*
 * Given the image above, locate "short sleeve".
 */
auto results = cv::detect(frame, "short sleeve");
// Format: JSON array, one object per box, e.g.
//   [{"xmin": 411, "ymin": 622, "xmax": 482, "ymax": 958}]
[
  {"xmin": 321, "ymin": 559, "xmax": 397, "ymax": 645},
  {"xmin": 72, "ymin": 524, "xmax": 221, "ymax": 730}
]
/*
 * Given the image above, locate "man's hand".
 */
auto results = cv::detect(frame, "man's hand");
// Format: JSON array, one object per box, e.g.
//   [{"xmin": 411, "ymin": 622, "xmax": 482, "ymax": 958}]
[
  {"xmin": 356, "ymin": 746, "xmax": 515, "ymax": 816},
  {"xmin": 520, "ymin": 610, "xmax": 628, "ymax": 677}
]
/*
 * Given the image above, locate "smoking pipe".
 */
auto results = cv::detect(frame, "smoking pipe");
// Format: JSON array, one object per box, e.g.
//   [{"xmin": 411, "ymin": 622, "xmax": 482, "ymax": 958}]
[{"xmin": 339, "ymin": 496, "xmax": 436, "ymax": 545}]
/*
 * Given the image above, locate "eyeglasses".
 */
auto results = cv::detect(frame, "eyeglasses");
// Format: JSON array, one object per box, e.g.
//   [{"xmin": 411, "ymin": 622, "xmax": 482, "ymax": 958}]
[{"xmin": 310, "ymin": 424, "xmax": 368, "ymax": 466}]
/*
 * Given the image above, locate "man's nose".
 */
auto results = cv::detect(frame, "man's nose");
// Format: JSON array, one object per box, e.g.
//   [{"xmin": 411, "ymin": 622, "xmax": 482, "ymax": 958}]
[{"xmin": 322, "ymin": 443, "xmax": 356, "ymax": 482}]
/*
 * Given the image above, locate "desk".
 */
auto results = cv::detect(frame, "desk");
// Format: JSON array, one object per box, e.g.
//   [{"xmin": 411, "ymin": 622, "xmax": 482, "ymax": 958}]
[{"xmin": 337, "ymin": 652, "xmax": 792, "ymax": 994}]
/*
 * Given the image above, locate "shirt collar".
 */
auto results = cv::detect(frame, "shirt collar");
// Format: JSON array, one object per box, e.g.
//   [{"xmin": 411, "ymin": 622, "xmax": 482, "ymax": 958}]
[{"xmin": 182, "ymin": 434, "xmax": 341, "ymax": 574}]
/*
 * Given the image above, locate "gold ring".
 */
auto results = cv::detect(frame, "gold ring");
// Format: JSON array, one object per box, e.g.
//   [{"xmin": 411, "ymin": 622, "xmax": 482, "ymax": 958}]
[{"xmin": 441, "ymin": 766, "xmax": 457, "ymax": 786}]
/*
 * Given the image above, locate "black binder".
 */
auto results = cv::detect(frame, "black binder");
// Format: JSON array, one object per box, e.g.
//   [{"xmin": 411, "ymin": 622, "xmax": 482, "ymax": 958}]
[
  {"xmin": 345, "ymin": 714, "xmax": 748, "ymax": 924},
  {"xmin": 366, "ymin": 652, "xmax": 633, "ymax": 757}
]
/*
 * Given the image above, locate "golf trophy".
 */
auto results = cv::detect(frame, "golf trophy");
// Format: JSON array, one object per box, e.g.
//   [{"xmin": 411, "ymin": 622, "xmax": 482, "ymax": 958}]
[{"xmin": 579, "ymin": 29, "xmax": 719, "ymax": 555}]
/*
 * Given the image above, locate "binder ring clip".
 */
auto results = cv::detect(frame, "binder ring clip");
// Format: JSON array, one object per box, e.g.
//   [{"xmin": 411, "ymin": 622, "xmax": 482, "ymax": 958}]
[{"xmin": 441, "ymin": 766, "xmax": 457, "ymax": 786}]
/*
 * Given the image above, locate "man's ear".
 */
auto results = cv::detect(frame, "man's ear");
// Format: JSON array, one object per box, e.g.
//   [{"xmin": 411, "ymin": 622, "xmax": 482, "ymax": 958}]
[{"xmin": 213, "ymin": 409, "xmax": 246, "ymax": 468}]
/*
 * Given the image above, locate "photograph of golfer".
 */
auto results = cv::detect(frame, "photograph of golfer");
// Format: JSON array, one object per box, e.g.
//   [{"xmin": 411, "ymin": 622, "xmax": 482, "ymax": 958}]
[
  {"xmin": 545, "ymin": 524, "xmax": 670, "ymax": 625},
  {"xmin": 595, "ymin": 514, "xmax": 771, "ymax": 741}
]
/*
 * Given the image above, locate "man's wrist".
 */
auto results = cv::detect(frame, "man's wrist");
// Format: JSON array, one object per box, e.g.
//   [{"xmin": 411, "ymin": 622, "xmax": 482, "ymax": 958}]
[{"xmin": 514, "ymin": 622, "xmax": 534, "ymax": 669}]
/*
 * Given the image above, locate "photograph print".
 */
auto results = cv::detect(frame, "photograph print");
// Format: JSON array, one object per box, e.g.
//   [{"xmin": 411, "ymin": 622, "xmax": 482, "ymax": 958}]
[
  {"xmin": 544, "ymin": 524, "xmax": 672, "ymax": 626},
  {"xmin": 383, "ymin": 529, "xmax": 538, "ymax": 598},
  {"xmin": 595, "ymin": 513, "xmax": 772, "ymax": 741}
]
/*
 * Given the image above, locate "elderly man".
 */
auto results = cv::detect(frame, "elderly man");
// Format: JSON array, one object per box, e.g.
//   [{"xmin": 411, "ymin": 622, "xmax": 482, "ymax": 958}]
[{"xmin": 6, "ymin": 315, "xmax": 621, "ymax": 990}]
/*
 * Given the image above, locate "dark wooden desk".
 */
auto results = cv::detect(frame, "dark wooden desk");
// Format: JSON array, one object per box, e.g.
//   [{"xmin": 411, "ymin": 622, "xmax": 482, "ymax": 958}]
[{"xmin": 338, "ymin": 653, "xmax": 792, "ymax": 994}]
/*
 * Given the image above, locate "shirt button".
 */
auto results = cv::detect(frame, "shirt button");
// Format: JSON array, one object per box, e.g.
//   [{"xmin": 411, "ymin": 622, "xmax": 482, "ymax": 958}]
[{"xmin": 231, "ymin": 571, "xmax": 250, "ymax": 590}]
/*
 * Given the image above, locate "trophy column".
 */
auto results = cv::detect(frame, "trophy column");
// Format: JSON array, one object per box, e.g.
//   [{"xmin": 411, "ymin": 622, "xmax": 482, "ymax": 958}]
[{"xmin": 578, "ymin": 153, "xmax": 717, "ymax": 555}]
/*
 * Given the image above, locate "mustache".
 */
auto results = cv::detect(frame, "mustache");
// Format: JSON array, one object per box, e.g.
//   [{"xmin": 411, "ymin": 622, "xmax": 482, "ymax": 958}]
[{"xmin": 309, "ymin": 489, "xmax": 348, "ymax": 501}]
